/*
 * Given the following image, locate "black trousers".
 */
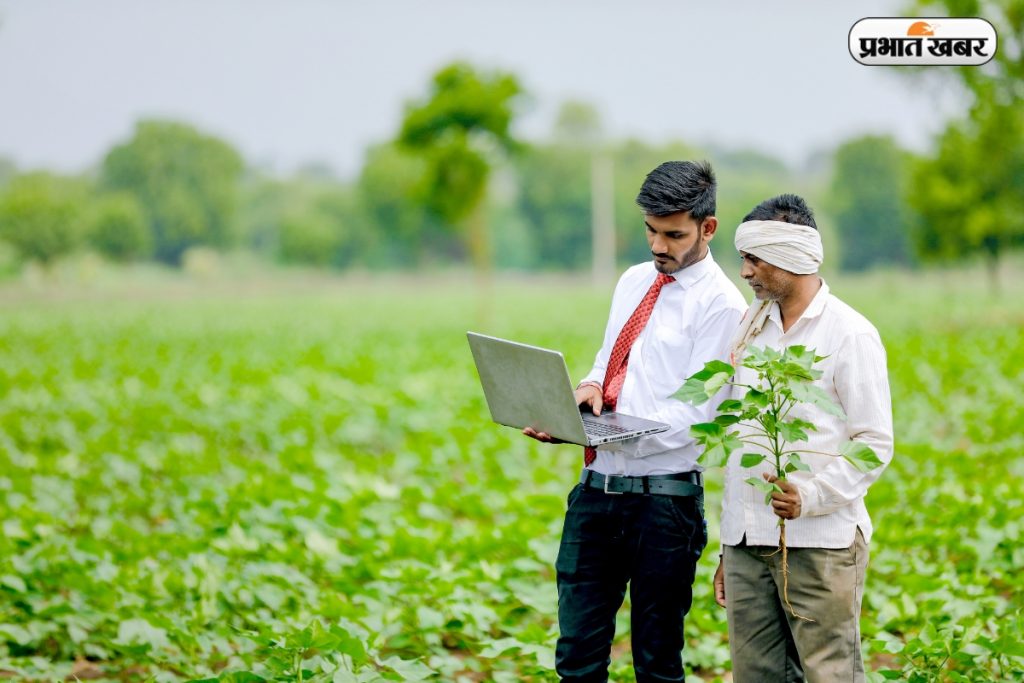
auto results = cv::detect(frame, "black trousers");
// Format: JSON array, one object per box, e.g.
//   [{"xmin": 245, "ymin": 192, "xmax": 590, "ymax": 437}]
[{"xmin": 554, "ymin": 482, "xmax": 707, "ymax": 682}]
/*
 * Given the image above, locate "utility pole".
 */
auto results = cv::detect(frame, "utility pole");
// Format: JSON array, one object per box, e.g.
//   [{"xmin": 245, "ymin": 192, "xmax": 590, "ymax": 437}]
[{"xmin": 590, "ymin": 152, "xmax": 616, "ymax": 286}]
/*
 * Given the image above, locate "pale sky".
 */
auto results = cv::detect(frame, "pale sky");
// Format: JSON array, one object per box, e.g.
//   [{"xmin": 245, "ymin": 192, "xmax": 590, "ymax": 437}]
[{"xmin": 0, "ymin": 0, "xmax": 965, "ymax": 179}]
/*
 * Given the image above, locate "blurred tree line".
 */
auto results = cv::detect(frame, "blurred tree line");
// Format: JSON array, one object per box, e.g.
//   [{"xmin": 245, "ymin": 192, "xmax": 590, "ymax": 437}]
[{"xmin": 0, "ymin": 29, "xmax": 1020, "ymax": 280}]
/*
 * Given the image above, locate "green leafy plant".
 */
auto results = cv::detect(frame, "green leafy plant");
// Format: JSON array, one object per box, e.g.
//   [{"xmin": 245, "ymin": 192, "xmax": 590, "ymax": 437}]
[
  {"xmin": 675, "ymin": 345, "xmax": 883, "ymax": 618},
  {"xmin": 2, "ymin": 281, "xmax": 1022, "ymax": 681}
]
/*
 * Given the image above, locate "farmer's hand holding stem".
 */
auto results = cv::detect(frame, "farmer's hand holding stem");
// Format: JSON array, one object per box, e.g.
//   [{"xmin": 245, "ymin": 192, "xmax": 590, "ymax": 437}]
[
  {"xmin": 765, "ymin": 473, "xmax": 802, "ymax": 520},
  {"xmin": 713, "ymin": 559, "xmax": 726, "ymax": 609}
]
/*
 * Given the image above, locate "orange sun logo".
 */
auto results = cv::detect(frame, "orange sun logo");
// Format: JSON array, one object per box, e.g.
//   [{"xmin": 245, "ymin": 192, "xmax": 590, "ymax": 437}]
[{"xmin": 907, "ymin": 21, "xmax": 935, "ymax": 36}]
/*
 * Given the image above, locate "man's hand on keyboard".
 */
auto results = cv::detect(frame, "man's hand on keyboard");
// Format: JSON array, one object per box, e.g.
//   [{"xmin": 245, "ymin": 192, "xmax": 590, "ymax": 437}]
[{"xmin": 576, "ymin": 383, "xmax": 603, "ymax": 416}]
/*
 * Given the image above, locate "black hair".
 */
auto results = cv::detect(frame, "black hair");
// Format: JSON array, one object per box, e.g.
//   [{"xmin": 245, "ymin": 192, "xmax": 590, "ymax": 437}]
[
  {"xmin": 742, "ymin": 194, "xmax": 818, "ymax": 230},
  {"xmin": 635, "ymin": 160, "xmax": 716, "ymax": 220}
]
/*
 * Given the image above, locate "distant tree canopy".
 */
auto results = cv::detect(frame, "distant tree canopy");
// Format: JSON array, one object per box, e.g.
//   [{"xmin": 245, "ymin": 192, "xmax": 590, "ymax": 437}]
[
  {"xmin": 0, "ymin": 172, "xmax": 87, "ymax": 266},
  {"xmin": 909, "ymin": 103, "xmax": 1024, "ymax": 276},
  {"xmin": 515, "ymin": 144, "xmax": 591, "ymax": 269},
  {"xmin": 237, "ymin": 171, "xmax": 366, "ymax": 268},
  {"xmin": 86, "ymin": 192, "xmax": 151, "ymax": 262},
  {"xmin": 398, "ymin": 62, "xmax": 524, "ymax": 274},
  {"xmin": 829, "ymin": 135, "xmax": 915, "ymax": 271},
  {"xmin": 0, "ymin": 157, "xmax": 17, "ymax": 189},
  {"xmin": 906, "ymin": 0, "xmax": 1024, "ymax": 283},
  {"xmin": 5, "ymin": 52, "xmax": 1021, "ymax": 279},
  {"xmin": 100, "ymin": 120, "xmax": 244, "ymax": 264}
]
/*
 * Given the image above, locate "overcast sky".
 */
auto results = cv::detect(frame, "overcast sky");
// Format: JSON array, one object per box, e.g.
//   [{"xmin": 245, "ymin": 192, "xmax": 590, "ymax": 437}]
[{"xmin": 0, "ymin": 0, "xmax": 965, "ymax": 179}]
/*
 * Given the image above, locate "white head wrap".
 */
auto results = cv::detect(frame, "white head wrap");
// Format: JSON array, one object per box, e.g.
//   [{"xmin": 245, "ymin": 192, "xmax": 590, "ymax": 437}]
[{"xmin": 734, "ymin": 220, "xmax": 823, "ymax": 275}]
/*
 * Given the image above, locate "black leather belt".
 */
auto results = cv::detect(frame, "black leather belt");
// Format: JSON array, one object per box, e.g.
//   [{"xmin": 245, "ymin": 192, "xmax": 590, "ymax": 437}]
[{"xmin": 580, "ymin": 469, "xmax": 703, "ymax": 497}]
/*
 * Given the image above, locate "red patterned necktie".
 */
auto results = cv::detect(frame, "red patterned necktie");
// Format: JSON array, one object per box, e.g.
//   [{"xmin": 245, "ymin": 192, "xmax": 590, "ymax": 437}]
[{"xmin": 584, "ymin": 272, "xmax": 675, "ymax": 466}]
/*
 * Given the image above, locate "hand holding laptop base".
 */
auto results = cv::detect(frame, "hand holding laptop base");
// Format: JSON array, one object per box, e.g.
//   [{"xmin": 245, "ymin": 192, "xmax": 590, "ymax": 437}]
[{"xmin": 523, "ymin": 383, "xmax": 603, "ymax": 443}]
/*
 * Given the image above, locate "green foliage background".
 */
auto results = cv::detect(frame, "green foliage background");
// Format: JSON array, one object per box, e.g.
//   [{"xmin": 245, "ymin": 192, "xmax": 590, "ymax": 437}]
[{"xmin": 1, "ymin": 269, "xmax": 1022, "ymax": 682}]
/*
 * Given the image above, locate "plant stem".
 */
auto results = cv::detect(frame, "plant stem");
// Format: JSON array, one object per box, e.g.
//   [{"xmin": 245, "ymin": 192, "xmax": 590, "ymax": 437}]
[{"xmin": 766, "ymin": 379, "xmax": 814, "ymax": 622}]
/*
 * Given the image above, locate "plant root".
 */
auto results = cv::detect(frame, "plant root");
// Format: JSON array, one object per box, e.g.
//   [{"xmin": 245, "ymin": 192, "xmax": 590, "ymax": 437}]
[{"xmin": 779, "ymin": 521, "xmax": 814, "ymax": 623}]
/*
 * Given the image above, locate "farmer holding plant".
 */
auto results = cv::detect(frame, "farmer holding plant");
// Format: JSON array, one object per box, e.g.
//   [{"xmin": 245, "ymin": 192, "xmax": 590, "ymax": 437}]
[
  {"xmin": 716, "ymin": 194, "xmax": 894, "ymax": 682},
  {"xmin": 524, "ymin": 160, "xmax": 746, "ymax": 681}
]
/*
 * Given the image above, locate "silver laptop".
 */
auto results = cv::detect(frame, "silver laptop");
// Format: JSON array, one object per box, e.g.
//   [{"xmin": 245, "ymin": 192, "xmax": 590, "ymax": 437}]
[{"xmin": 467, "ymin": 332, "xmax": 670, "ymax": 446}]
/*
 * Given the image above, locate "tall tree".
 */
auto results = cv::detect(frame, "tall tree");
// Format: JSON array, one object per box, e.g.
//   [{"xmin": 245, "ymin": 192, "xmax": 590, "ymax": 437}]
[
  {"xmin": 357, "ymin": 142, "xmax": 455, "ymax": 267},
  {"xmin": 829, "ymin": 135, "xmax": 915, "ymax": 271},
  {"xmin": 397, "ymin": 62, "xmax": 523, "ymax": 279},
  {"xmin": 906, "ymin": 0, "xmax": 1024, "ymax": 287},
  {"xmin": 100, "ymin": 120, "xmax": 244, "ymax": 265}
]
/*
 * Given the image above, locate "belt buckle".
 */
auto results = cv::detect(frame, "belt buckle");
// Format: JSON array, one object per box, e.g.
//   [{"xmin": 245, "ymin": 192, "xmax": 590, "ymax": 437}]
[{"xmin": 603, "ymin": 474, "xmax": 625, "ymax": 495}]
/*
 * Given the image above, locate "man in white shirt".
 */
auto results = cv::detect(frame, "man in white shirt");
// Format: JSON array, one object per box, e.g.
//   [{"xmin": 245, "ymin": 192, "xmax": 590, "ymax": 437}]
[
  {"xmin": 715, "ymin": 194, "xmax": 894, "ymax": 682},
  {"xmin": 525, "ymin": 160, "xmax": 746, "ymax": 682}
]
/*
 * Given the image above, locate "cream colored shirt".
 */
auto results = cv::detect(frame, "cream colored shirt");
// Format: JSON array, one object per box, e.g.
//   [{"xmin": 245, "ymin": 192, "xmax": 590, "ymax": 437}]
[
  {"xmin": 719, "ymin": 280, "xmax": 894, "ymax": 548},
  {"xmin": 580, "ymin": 250, "xmax": 747, "ymax": 476}
]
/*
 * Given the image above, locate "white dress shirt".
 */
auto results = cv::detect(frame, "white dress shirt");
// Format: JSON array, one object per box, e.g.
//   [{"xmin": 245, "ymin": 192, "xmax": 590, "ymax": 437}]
[
  {"xmin": 580, "ymin": 250, "xmax": 747, "ymax": 476},
  {"xmin": 719, "ymin": 280, "xmax": 894, "ymax": 549}
]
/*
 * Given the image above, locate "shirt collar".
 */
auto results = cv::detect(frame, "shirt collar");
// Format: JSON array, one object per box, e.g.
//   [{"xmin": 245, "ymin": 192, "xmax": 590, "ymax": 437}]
[
  {"xmin": 767, "ymin": 278, "xmax": 830, "ymax": 328},
  {"xmin": 669, "ymin": 248, "xmax": 716, "ymax": 290}
]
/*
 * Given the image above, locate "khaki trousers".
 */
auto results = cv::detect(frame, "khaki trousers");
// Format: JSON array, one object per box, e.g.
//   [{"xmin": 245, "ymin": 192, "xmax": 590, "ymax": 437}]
[{"xmin": 723, "ymin": 530, "xmax": 868, "ymax": 683}]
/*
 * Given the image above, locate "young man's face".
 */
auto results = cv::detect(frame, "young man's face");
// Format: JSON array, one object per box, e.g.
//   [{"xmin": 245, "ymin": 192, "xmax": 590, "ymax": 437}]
[
  {"xmin": 645, "ymin": 212, "xmax": 716, "ymax": 274},
  {"xmin": 739, "ymin": 252, "xmax": 796, "ymax": 300}
]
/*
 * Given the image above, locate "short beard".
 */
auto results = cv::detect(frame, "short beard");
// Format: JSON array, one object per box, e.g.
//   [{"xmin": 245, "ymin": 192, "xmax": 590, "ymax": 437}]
[{"xmin": 664, "ymin": 237, "xmax": 706, "ymax": 273}]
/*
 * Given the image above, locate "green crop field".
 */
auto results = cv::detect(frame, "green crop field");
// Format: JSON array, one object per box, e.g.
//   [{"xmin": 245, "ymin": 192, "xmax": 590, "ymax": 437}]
[{"xmin": 1, "ymin": 267, "xmax": 1023, "ymax": 682}]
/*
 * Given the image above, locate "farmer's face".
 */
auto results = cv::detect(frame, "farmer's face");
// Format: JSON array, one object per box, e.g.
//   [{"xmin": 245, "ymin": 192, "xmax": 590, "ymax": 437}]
[
  {"xmin": 740, "ymin": 252, "xmax": 797, "ymax": 301},
  {"xmin": 645, "ymin": 212, "xmax": 716, "ymax": 274}
]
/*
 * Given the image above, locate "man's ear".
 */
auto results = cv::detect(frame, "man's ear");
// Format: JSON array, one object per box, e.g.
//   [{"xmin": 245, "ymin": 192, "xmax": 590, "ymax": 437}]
[{"xmin": 702, "ymin": 217, "xmax": 719, "ymax": 240}]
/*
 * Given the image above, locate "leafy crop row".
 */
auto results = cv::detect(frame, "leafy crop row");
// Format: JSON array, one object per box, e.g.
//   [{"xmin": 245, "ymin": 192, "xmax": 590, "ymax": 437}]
[{"xmin": 0, "ymin": 279, "xmax": 1021, "ymax": 681}]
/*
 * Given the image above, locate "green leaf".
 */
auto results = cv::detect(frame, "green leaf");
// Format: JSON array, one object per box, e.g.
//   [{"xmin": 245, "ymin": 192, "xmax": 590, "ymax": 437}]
[
  {"xmin": 779, "ymin": 360, "xmax": 819, "ymax": 382},
  {"xmin": 743, "ymin": 388, "xmax": 769, "ymax": 409},
  {"xmin": 703, "ymin": 371, "xmax": 731, "ymax": 397},
  {"xmin": 745, "ymin": 477, "xmax": 777, "ymax": 494},
  {"xmin": 0, "ymin": 624, "xmax": 34, "ymax": 646},
  {"xmin": 703, "ymin": 359, "xmax": 736, "ymax": 377},
  {"xmin": 689, "ymin": 421, "xmax": 723, "ymax": 444},
  {"xmin": 694, "ymin": 428, "xmax": 743, "ymax": 469},
  {"xmin": 840, "ymin": 441, "xmax": 883, "ymax": 472},
  {"xmin": 783, "ymin": 345, "xmax": 813, "ymax": 363},
  {"xmin": 743, "ymin": 346, "xmax": 781, "ymax": 366},
  {"xmin": 204, "ymin": 673, "xmax": 267, "ymax": 683},
  {"xmin": 714, "ymin": 414, "xmax": 741, "ymax": 427},
  {"xmin": 380, "ymin": 655, "xmax": 435, "ymax": 681},
  {"xmin": 740, "ymin": 452, "xmax": 766, "ymax": 468},
  {"xmin": 115, "ymin": 618, "xmax": 170, "ymax": 651},
  {"xmin": 675, "ymin": 363, "xmax": 733, "ymax": 404},
  {"xmin": 295, "ymin": 620, "xmax": 339, "ymax": 651},
  {"xmin": 789, "ymin": 381, "xmax": 846, "ymax": 418},
  {"xmin": 1, "ymin": 575, "xmax": 27, "ymax": 593},
  {"xmin": 777, "ymin": 420, "xmax": 809, "ymax": 444},
  {"xmin": 716, "ymin": 398, "xmax": 743, "ymax": 412},
  {"xmin": 786, "ymin": 453, "xmax": 811, "ymax": 472},
  {"xmin": 672, "ymin": 376, "xmax": 714, "ymax": 405}
]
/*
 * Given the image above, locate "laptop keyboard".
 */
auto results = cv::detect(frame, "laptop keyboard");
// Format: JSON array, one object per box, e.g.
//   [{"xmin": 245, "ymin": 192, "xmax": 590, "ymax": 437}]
[{"xmin": 581, "ymin": 416, "xmax": 632, "ymax": 437}]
